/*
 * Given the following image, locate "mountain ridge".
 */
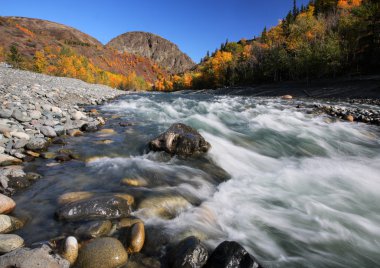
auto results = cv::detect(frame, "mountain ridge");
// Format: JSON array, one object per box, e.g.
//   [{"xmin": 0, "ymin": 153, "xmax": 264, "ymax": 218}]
[{"xmin": 106, "ymin": 31, "xmax": 195, "ymax": 74}]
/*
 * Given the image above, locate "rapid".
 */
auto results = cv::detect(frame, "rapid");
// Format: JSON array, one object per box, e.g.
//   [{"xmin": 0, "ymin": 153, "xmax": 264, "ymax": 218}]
[{"xmin": 14, "ymin": 92, "xmax": 380, "ymax": 267}]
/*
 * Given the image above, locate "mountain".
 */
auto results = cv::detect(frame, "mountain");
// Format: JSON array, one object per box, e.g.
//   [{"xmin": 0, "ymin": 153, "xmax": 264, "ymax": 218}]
[
  {"xmin": 0, "ymin": 17, "xmax": 168, "ymax": 89},
  {"xmin": 106, "ymin": 32, "xmax": 195, "ymax": 74}
]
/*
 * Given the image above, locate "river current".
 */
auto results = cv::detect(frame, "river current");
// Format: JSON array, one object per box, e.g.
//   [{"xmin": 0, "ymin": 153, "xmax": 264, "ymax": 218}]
[{"xmin": 13, "ymin": 92, "xmax": 380, "ymax": 267}]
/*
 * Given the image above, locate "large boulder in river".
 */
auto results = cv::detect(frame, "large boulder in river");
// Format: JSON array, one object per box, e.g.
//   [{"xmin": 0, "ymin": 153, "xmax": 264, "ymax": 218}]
[
  {"xmin": 0, "ymin": 244, "xmax": 70, "ymax": 268},
  {"xmin": 204, "ymin": 241, "xmax": 263, "ymax": 268},
  {"xmin": 56, "ymin": 196, "xmax": 131, "ymax": 222},
  {"xmin": 167, "ymin": 236, "xmax": 209, "ymax": 268},
  {"xmin": 149, "ymin": 123, "xmax": 210, "ymax": 156}
]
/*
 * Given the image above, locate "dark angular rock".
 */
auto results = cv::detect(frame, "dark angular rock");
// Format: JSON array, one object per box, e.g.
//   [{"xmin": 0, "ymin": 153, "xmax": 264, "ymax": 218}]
[
  {"xmin": 149, "ymin": 123, "xmax": 210, "ymax": 156},
  {"xmin": 80, "ymin": 122, "xmax": 99, "ymax": 132},
  {"xmin": 55, "ymin": 154, "xmax": 72, "ymax": 162},
  {"xmin": 56, "ymin": 196, "xmax": 132, "ymax": 222},
  {"xmin": 204, "ymin": 241, "xmax": 263, "ymax": 268},
  {"xmin": 7, "ymin": 176, "xmax": 31, "ymax": 189},
  {"xmin": 167, "ymin": 236, "xmax": 209, "ymax": 268}
]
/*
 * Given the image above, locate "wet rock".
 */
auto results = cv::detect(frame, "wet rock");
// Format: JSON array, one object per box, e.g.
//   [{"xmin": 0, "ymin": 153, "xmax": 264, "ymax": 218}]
[
  {"xmin": 55, "ymin": 154, "xmax": 72, "ymax": 162},
  {"xmin": 68, "ymin": 129, "xmax": 83, "ymax": 137},
  {"xmin": 41, "ymin": 152, "xmax": 57, "ymax": 159},
  {"xmin": 62, "ymin": 236, "xmax": 78, "ymax": 265},
  {"xmin": 114, "ymin": 193, "xmax": 135, "ymax": 206},
  {"xmin": 0, "ymin": 153, "xmax": 22, "ymax": 166},
  {"xmin": 94, "ymin": 139, "xmax": 114, "ymax": 144},
  {"xmin": 40, "ymin": 126, "xmax": 57, "ymax": 137},
  {"xmin": 127, "ymin": 253, "xmax": 161, "ymax": 268},
  {"xmin": 137, "ymin": 195, "xmax": 191, "ymax": 219},
  {"xmin": 117, "ymin": 217, "xmax": 143, "ymax": 229},
  {"xmin": 204, "ymin": 241, "xmax": 263, "ymax": 268},
  {"xmin": 124, "ymin": 222, "xmax": 145, "ymax": 253},
  {"xmin": 25, "ymin": 172, "xmax": 42, "ymax": 181},
  {"xmin": 0, "ymin": 215, "xmax": 24, "ymax": 234},
  {"xmin": 75, "ymin": 237, "xmax": 128, "ymax": 268},
  {"xmin": 8, "ymin": 176, "xmax": 31, "ymax": 189},
  {"xmin": 52, "ymin": 137, "xmax": 67, "ymax": 145},
  {"xmin": 57, "ymin": 191, "xmax": 94, "ymax": 205},
  {"xmin": 121, "ymin": 177, "xmax": 148, "ymax": 187},
  {"xmin": 98, "ymin": 128, "xmax": 116, "ymax": 135},
  {"xmin": 344, "ymin": 114, "xmax": 354, "ymax": 122},
  {"xmin": 57, "ymin": 196, "xmax": 132, "ymax": 222},
  {"xmin": 26, "ymin": 137, "xmax": 48, "ymax": 151},
  {"xmin": 74, "ymin": 220, "xmax": 112, "ymax": 239},
  {"xmin": 142, "ymin": 225, "xmax": 172, "ymax": 257},
  {"xmin": 0, "ymin": 234, "xmax": 24, "ymax": 253},
  {"xmin": 149, "ymin": 123, "xmax": 211, "ymax": 156},
  {"xmin": 281, "ymin": 95, "xmax": 293, "ymax": 100},
  {"xmin": 26, "ymin": 150, "xmax": 40, "ymax": 157},
  {"xmin": 167, "ymin": 236, "xmax": 209, "ymax": 268},
  {"xmin": 81, "ymin": 122, "xmax": 98, "ymax": 132},
  {"xmin": 0, "ymin": 244, "xmax": 70, "ymax": 268}
]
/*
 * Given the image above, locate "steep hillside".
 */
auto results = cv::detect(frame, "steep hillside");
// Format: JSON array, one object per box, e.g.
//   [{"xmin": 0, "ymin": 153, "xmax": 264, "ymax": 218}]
[
  {"xmin": 0, "ymin": 17, "xmax": 167, "ymax": 89},
  {"xmin": 106, "ymin": 32, "xmax": 195, "ymax": 74}
]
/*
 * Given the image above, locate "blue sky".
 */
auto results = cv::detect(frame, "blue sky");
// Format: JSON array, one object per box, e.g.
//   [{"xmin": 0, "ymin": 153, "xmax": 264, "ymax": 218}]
[{"xmin": 2, "ymin": 0, "xmax": 310, "ymax": 63}]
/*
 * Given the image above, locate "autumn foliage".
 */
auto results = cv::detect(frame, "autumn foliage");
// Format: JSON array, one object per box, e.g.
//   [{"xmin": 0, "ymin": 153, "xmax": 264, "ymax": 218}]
[{"xmin": 164, "ymin": 0, "xmax": 379, "ymax": 90}]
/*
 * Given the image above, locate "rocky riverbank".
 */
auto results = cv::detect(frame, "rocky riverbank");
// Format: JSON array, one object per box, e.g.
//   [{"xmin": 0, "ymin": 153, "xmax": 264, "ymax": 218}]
[{"xmin": 0, "ymin": 65, "xmax": 125, "ymax": 195}]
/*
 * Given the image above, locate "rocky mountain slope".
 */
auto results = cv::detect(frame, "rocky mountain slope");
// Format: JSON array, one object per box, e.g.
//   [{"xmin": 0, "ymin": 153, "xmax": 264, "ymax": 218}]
[
  {"xmin": 106, "ymin": 32, "xmax": 195, "ymax": 74},
  {"xmin": 0, "ymin": 17, "xmax": 168, "ymax": 87}
]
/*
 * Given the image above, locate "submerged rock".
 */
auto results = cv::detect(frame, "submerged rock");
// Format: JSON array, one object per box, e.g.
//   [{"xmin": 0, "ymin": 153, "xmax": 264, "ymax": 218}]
[
  {"xmin": 204, "ymin": 241, "xmax": 263, "ymax": 268},
  {"xmin": 74, "ymin": 220, "xmax": 112, "ymax": 239},
  {"xmin": 0, "ymin": 244, "xmax": 70, "ymax": 268},
  {"xmin": 57, "ymin": 196, "xmax": 131, "ymax": 221},
  {"xmin": 75, "ymin": 237, "xmax": 128, "ymax": 268},
  {"xmin": 57, "ymin": 191, "xmax": 94, "ymax": 205},
  {"xmin": 137, "ymin": 195, "xmax": 191, "ymax": 219},
  {"xmin": 281, "ymin": 95, "xmax": 293, "ymax": 100},
  {"xmin": 127, "ymin": 253, "xmax": 161, "ymax": 268},
  {"xmin": 149, "ymin": 123, "xmax": 210, "ymax": 156},
  {"xmin": 167, "ymin": 236, "xmax": 209, "ymax": 268}
]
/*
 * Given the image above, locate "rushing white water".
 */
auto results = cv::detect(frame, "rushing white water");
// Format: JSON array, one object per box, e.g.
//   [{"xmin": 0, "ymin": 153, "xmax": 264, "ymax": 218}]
[{"xmin": 101, "ymin": 93, "xmax": 380, "ymax": 267}]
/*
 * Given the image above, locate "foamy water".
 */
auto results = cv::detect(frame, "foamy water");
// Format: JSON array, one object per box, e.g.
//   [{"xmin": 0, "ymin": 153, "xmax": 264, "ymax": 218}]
[
  {"xmin": 100, "ymin": 93, "xmax": 380, "ymax": 267},
  {"xmin": 13, "ymin": 92, "xmax": 380, "ymax": 267}
]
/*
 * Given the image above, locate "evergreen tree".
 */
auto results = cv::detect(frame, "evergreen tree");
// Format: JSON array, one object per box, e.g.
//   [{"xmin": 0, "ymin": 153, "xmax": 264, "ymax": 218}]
[{"xmin": 7, "ymin": 44, "xmax": 23, "ymax": 68}]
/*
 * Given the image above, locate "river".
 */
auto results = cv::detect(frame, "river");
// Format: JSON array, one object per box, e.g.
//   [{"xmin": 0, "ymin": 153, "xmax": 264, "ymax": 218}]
[{"xmin": 13, "ymin": 92, "xmax": 380, "ymax": 267}]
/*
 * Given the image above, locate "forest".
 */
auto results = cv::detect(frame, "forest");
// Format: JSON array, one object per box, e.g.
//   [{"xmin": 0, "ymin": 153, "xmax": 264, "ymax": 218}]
[{"xmin": 161, "ymin": 0, "xmax": 380, "ymax": 90}]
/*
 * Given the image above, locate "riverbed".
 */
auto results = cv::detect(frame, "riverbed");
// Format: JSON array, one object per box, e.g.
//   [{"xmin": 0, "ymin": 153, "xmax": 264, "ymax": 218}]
[{"xmin": 13, "ymin": 92, "xmax": 380, "ymax": 267}]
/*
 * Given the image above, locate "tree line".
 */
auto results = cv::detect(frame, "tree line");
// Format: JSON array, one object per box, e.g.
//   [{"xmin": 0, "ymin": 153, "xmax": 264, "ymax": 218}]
[{"xmin": 162, "ymin": 0, "xmax": 380, "ymax": 91}]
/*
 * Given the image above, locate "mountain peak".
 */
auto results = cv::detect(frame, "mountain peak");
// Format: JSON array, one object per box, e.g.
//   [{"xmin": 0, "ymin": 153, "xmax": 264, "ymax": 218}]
[{"xmin": 106, "ymin": 31, "xmax": 195, "ymax": 74}]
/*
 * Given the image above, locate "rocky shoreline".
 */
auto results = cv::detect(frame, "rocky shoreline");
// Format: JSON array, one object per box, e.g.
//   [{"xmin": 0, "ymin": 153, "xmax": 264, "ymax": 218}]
[{"xmin": 0, "ymin": 65, "xmax": 125, "ymax": 195}]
